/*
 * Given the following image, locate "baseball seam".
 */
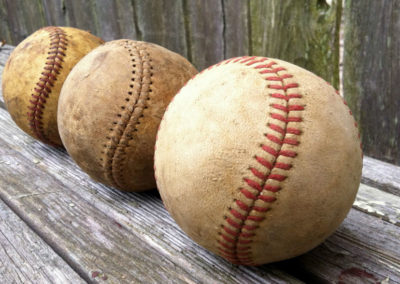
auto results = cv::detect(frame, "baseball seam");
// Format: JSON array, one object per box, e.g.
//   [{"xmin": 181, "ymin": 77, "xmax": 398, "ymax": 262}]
[
  {"xmin": 209, "ymin": 56, "xmax": 304, "ymax": 265},
  {"xmin": 101, "ymin": 41, "xmax": 153, "ymax": 189},
  {"xmin": 27, "ymin": 26, "xmax": 67, "ymax": 144}
]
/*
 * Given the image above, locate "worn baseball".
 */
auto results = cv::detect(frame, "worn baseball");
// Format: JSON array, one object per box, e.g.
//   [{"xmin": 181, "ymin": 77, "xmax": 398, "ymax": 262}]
[
  {"xmin": 2, "ymin": 26, "xmax": 104, "ymax": 146},
  {"xmin": 154, "ymin": 56, "xmax": 363, "ymax": 265},
  {"xmin": 58, "ymin": 39, "xmax": 197, "ymax": 192}
]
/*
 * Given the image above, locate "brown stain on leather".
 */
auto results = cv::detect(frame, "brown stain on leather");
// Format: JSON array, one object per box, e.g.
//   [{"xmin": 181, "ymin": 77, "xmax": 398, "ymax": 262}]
[{"xmin": 58, "ymin": 39, "xmax": 197, "ymax": 192}]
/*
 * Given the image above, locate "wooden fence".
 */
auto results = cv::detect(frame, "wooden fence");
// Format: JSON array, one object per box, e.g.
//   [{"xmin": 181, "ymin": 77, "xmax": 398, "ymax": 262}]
[{"xmin": 0, "ymin": 0, "xmax": 398, "ymax": 165}]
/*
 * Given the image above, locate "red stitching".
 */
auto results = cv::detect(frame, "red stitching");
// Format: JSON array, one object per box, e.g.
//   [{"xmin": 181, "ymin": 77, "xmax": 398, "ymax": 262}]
[
  {"xmin": 271, "ymin": 113, "xmax": 302, "ymax": 123},
  {"xmin": 213, "ymin": 56, "xmax": 304, "ymax": 265},
  {"xmin": 249, "ymin": 167, "xmax": 267, "ymax": 180},
  {"xmin": 255, "ymin": 155, "xmax": 273, "ymax": 168},
  {"xmin": 258, "ymin": 195, "xmax": 276, "ymax": 202},
  {"xmin": 268, "ymin": 83, "xmax": 299, "ymax": 90},
  {"xmin": 243, "ymin": 178, "xmax": 262, "ymax": 191},
  {"xmin": 226, "ymin": 218, "xmax": 241, "ymax": 229},
  {"xmin": 240, "ymin": 232, "xmax": 255, "ymax": 238},
  {"xmin": 261, "ymin": 145, "xmax": 278, "ymax": 157},
  {"xmin": 236, "ymin": 200, "xmax": 250, "ymax": 211},
  {"xmin": 230, "ymin": 209, "xmax": 246, "ymax": 221},
  {"xmin": 27, "ymin": 27, "xmax": 67, "ymax": 144},
  {"xmin": 240, "ymin": 188, "xmax": 258, "ymax": 200}
]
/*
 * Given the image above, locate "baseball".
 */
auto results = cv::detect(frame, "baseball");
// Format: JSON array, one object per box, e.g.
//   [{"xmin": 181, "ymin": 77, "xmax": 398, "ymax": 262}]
[
  {"xmin": 2, "ymin": 26, "xmax": 104, "ymax": 146},
  {"xmin": 58, "ymin": 39, "xmax": 197, "ymax": 192},
  {"xmin": 154, "ymin": 56, "xmax": 363, "ymax": 265}
]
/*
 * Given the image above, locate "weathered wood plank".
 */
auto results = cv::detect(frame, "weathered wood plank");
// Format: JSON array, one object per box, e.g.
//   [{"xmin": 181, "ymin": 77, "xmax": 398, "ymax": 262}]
[
  {"xmin": 0, "ymin": 107, "xmax": 302, "ymax": 283},
  {"xmin": 222, "ymin": 0, "xmax": 250, "ymax": 58},
  {"xmin": 63, "ymin": 0, "xmax": 98, "ymax": 35},
  {"xmin": 134, "ymin": 0, "xmax": 187, "ymax": 57},
  {"xmin": 362, "ymin": 156, "xmax": 400, "ymax": 197},
  {"xmin": 114, "ymin": 0, "xmax": 138, "ymax": 40},
  {"xmin": 0, "ymin": 0, "xmax": 12, "ymax": 44},
  {"xmin": 3, "ymin": 0, "xmax": 30, "ymax": 43},
  {"xmin": 20, "ymin": 0, "xmax": 46, "ymax": 34},
  {"xmin": 250, "ymin": 0, "xmax": 342, "ymax": 88},
  {"xmin": 93, "ymin": 0, "xmax": 121, "ymax": 41},
  {"xmin": 290, "ymin": 209, "xmax": 400, "ymax": 283},
  {"xmin": 354, "ymin": 183, "xmax": 400, "ymax": 226},
  {"xmin": 42, "ymin": 0, "xmax": 67, "ymax": 27},
  {"xmin": 343, "ymin": 0, "xmax": 400, "ymax": 165},
  {"xmin": 0, "ymin": 199, "xmax": 84, "ymax": 283},
  {"xmin": 184, "ymin": 0, "xmax": 224, "ymax": 70}
]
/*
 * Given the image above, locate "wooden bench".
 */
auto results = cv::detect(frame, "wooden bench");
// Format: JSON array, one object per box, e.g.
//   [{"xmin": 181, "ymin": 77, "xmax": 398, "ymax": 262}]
[{"xmin": 0, "ymin": 44, "xmax": 399, "ymax": 283}]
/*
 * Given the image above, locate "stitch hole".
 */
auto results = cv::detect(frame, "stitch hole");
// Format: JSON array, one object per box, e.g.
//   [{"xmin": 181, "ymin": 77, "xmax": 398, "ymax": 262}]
[
  {"xmin": 121, "ymin": 106, "xmax": 125, "ymax": 110},
  {"xmin": 130, "ymin": 84, "xmax": 133, "ymax": 88},
  {"xmin": 128, "ymin": 92, "xmax": 133, "ymax": 95},
  {"xmin": 117, "ymin": 114, "xmax": 122, "ymax": 117},
  {"xmin": 125, "ymin": 98, "xmax": 130, "ymax": 102},
  {"xmin": 131, "ymin": 78, "xmax": 135, "ymax": 81}
]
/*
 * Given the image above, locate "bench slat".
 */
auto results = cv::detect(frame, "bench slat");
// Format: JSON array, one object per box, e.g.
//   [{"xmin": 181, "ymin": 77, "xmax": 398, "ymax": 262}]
[{"xmin": 0, "ymin": 199, "xmax": 84, "ymax": 283}]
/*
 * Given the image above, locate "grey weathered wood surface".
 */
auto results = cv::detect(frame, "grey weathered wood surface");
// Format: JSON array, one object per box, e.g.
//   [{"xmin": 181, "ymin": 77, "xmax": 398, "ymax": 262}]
[
  {"xmin": 343, "ymin": 0, "xmax": 400, "ymax": 166},
  {"xmin": 0, "ymin": 199, "xmax": 84, "ymax": 284},
  {"xmin": 1, "ymin": 45, "xmax": 400, "ymax": 283}
]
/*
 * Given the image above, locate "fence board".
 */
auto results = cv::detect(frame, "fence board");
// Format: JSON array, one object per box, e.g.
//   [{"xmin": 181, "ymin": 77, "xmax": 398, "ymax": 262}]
[
  {"xmin": 93, "ymin": 0, "xmax": 121, "ymax": 41},
  {"xmin": 42, "ymin": 0, "xmax": 66, "ymax": 27},
  {"xmin": 0, "ymin": 199, "xmax": 84, "ymax": 283},
  {"xmin": 114, "ymin": 0, "xmax": 137, "ymax": 40},
  {"xmin": 343, "ymin": 0, "xmax": 400, "ymax": 165},
  {"xmin": 222, "ymin": 0, "xmax": 250, "ymax": 58},
  {"xmin": 184, "ymin": 0, "xmax": 225, "ymax": 70},
  {"xmin": 134, "ymin": 0, "xmax": 187, "ymax": 57},
  {"xmin": 63, "ymin": 0, "xmax": 98, "ymax": 35},
  {"xmin": 0, "ymin": 0, "xmax": 11, "ymax": 44},
  {"xmin": 250, "ymin": 0, "xmax": 342, "ymax": 87}
]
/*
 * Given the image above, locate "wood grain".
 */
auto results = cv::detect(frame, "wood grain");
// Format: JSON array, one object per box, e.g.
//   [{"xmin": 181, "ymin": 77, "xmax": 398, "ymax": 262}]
[
  {"xmin": 250, "ymin": 0, "xmax": 342, "ymax": 88},
  {"xmin": 184, "ymin": 0, "xmax": 225, "ymax": 70},
  {"xmin": 0, "ymin": 199, "xmax": 84, "ymax": 283},
  {"xmin": 222, "ymin": 0, "xmax": 250, "ymax": 58},
  {"xmin": 134, "ymin": 0, "xmax": 187, "ymax": 57},
  {"xmin": 0, "ymin": 0, "xmax": 11, "ymax": 44},
  {"xmin": 42, "ymin": 0, "xmax": 66, "ymax": 27},
  {"xmin": 343, "ymin": 0, "xmax": 400, "ymax": 165},
  {"xmin": 362, "ymin": 156, "xmax": 400, "ymax": 197}
]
